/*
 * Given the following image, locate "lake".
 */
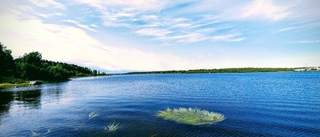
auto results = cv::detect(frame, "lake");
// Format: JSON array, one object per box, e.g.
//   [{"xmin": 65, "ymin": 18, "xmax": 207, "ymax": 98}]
[{"xmin": 0, "ymin": 72, "xmax": 319, "ymax": 137}]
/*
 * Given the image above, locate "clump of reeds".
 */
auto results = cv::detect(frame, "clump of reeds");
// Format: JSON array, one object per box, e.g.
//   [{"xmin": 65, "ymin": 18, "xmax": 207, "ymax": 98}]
[
  {"xmin": 105, "ymin": 122, "xmax": 120, "ymax": 132},
  {"xmin": 31, "ymin": 128, "xmax": 51, "ymax": 136},
  {"xmin": 157, "ymin": 107, "xmax": 225, "ymax": 125},
  {"xmin": 88, "ymin": 112, "xmax": 99, "ymax": 119}
]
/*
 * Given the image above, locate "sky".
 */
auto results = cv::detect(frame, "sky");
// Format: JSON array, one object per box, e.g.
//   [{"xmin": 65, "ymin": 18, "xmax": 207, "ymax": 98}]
[{"xmin": 0, "ymin": 0, "xmax": 320, "ymax": 72}]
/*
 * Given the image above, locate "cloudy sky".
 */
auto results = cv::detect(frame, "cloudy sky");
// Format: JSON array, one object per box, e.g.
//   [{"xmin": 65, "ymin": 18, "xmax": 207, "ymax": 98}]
[{"xmin": 1, "ymin": 0, "xmax": 319, "ymax": 72}]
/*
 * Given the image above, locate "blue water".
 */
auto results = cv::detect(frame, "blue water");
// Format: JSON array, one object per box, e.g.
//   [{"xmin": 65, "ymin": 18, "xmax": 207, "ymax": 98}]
[{"xmin": 0, "ymin": 72, "xmax": 320, "ymax": 137}]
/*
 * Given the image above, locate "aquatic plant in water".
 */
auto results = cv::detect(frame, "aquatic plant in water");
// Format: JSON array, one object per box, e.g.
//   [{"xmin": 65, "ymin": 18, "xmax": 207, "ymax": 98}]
[
  {"xmin": 157, "ymin": 107, "xmax": 225, "ymax": 125},
  {"xmin": 31, "ymin": 128, "xmax": 51, "ymax": 136},
  {"xmin": 105, "ymin": 122, "xmax": 120, "ymax": 132},
  {"xmin": 88, "ymin": 112, "xmax": 99, "ymax": 119}
]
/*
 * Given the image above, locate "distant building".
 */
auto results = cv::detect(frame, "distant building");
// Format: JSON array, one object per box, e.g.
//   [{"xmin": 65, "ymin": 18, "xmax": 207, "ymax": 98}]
[
  {"xmin": 294, "ymin": 68, "xmax": 305, "ymax": 72},
  {"xmin": 295, "ymin": 66, "xmax": 320, "ymax": 71}
]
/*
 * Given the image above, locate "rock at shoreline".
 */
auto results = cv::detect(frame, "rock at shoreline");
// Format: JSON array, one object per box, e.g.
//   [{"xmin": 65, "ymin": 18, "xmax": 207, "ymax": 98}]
[{"xmin": 29, "ymin": 81, "xmax": 42, "ymax": 85}]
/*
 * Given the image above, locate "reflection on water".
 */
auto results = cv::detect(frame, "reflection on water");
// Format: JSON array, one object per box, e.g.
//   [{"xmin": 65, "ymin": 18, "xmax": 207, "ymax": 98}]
[
  {"xmin": 0, "ymin": 91, "xmax": 13, "ymax": 117},
  {"xmin": 14, "ymin": 90, "xmax": 41, "ymax": 109},
  {"xmin": 0, "ymin": 84, "xmax": 64, "ymax": 120},
  {"xmin": 0, "ymin": 84, "xmax": 65, "ymax": 137},
  {"xmin": 0, "ymin": 89, "xmax": 41, "ymax": 116}
]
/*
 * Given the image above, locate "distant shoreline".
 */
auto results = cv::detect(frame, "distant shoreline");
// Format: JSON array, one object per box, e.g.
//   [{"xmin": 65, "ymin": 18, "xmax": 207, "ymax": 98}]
[
  {"xmin": 2, "ymin": 67, "xmax": 319, "ymax": 88},
  {"xmin": 125, "ymin": 67, "xmax": 320, "ymax": 75}
]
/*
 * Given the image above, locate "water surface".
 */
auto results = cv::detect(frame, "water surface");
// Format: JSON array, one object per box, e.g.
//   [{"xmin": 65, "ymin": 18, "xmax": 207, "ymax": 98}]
[{"xmin": 0, "ymin": 72, "xmax": 319, "ymax": 136}]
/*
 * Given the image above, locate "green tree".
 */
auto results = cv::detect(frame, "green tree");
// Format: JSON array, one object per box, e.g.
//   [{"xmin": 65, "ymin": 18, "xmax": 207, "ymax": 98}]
[
  {"xmin": 48, "ymin": 64, "xmax": 69, "ymax": 81},
  {"xmin": 20, "ymin": 51, "xmax": 42, "ymax": 65},
  {"xmin": 0, "ymin": 43, "xmax": 15, "ymax": 78},
  {"xmin": 14, "ymin": 52, "xmax": 42, "ymax": 80},
  {"xmin": 92, "ymin": 70, "xmax": 97, "ymax": 76}
]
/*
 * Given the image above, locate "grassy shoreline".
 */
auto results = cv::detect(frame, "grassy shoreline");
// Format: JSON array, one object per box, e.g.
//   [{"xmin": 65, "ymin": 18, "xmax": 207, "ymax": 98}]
[
  {"xmin": 0, "ymin": 79, "xmax": 68, "ymax": 89},
  {"xmin": 0, "ymin": 82, "xmax": 30, "ymax": 89},
  {"xmin": 0, "ymin": 75, "xmax": 108, "ymax": 89}
]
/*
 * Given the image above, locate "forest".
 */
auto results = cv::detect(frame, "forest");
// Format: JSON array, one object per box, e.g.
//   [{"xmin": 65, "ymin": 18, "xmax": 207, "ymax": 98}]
[
  {"xmin": 126, "ymin": 67, "xmax": 295, "ymax": 75},
  {"xmin": 0, "ymin": 43, "xmax": 106, "ymax": 84}
]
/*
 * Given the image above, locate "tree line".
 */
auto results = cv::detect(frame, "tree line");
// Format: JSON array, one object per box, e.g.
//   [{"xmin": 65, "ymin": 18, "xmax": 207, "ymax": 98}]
[
  {"xmin": 126, "ymin": 67, "xmax": 295, "ymax": 75},
  {"xmin": 0, "ymin": 43, "xmax": 106, "ymax": 83}
]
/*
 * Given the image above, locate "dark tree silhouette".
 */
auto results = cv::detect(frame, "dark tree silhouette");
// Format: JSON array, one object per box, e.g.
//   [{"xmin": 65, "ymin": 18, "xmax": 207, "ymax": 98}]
[{"xmin": 0, "ymin": 43, "xmax": 15, "ymax": 78}]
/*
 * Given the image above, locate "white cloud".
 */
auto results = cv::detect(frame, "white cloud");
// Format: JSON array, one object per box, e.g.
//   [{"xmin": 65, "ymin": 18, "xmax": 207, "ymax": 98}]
[
  {"xmin": 287, "ymin": 40, "xmax": 320, "ymax": 44},
  {"xmin": 71, "ymin": 0, "xmax": 245, "ymax": 45},
  {"xmin": 0, "ymin": 14, "xmax": 99, "ymax": 60},
  {"xmin": 27, "ymin": 0, "xmax": 66, "ymax": 9},
  {"xmin": 37, "ymin": 12, "xmax": 63, "ymax": 18},
  {"xmin": 90, "ymin": 24, "xmax": 97, "ymax": 27},
  {"xmin": 140, "ymin": 15, "xmax": 159, "ymax": 21},
  {"xmin": 63, "ymin": 20, "xmax": 96, "ymax": 32},
  {"xmin": 75, "ymin": 0, "xmax": 170, "ymax": 11},
  {"xmin": 277, "ymin": 27, "xmax": 298, "ymax": 32},
  {"xmin": 287, "ymin": 0, "xmax": 320, "ymax": 21},
  {"xmin": 172, "ymin": 23, "xmax": 192, "ymax": 28},
  {"xmin": 135, "ymin": 28, "xmax": 172, "ymax": 38},
  {"xmin": 97, "ymin": 7, "xmax": 139, "ymax": 28},
  {"xmin": 212, "ymin": 34, "xmax": 244, "ymax": 42},
  {"xmin": 0, "ymin": 5, "xmax": 37, "ymax": 20},
  {"xmin": 135, "ymin": 14, "xmax": 243, "ymax": 44},
  {"xmin": 277, "ymin": 21, "xmax": 320, "ymax": 33},
  {"xmin": 241, "ymin": 0, "xmax": 290, "ymax": 21},
  {"xmin": 171, "ymin": 33, "xmax": 208, "ymax": 43}
]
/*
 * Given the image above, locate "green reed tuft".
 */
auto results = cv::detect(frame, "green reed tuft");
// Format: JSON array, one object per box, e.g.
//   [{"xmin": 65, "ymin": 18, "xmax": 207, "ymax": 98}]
[
  {"xmin": 105, "ymin": 122, "xmax": 120, "ymax": 132},
  {"xmin": 157, "ymin": 107, "xmax": 225, "ymax": 125}
]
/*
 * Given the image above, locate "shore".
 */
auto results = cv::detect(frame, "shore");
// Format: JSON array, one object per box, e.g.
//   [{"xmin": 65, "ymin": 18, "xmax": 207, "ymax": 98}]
[
  {"xmin": 0, "ymin": 75, "xmax": 108, "ymax": 89},
  {"xmin": 0, "ymin": 82, "xmax": 30, "ymax": 89}
]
